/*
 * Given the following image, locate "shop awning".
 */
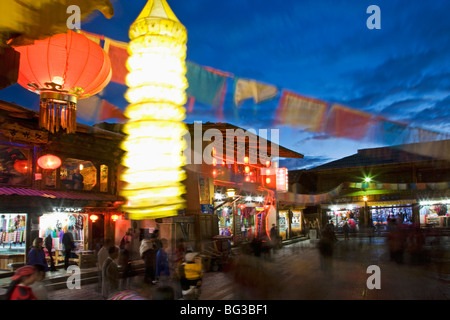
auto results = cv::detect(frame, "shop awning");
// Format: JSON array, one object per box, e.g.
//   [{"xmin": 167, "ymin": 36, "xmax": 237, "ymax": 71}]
[
  {"xmin": 367, "ymin": 200, "xmax": 417, "ymax": 206},
  {"xmin": 0, "ymin": 186, "xmax": 122, "ymax": 202}
]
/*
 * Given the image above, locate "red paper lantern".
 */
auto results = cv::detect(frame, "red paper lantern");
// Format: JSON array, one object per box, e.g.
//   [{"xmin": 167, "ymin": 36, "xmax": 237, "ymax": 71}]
[
  {"xmin": 13, "ymin": 160, "xmax": 28, "ymax": 174},
  {"xmin": 37, "ymin": 154, "xmax": 61, "ymax": 170},
  {"xmin": 90, "ymin": 214, "xmax": 99, "ymax": 223},
  {"xmin": 14, "ymin": 30, "xmax": 112, "ymax": 133}
]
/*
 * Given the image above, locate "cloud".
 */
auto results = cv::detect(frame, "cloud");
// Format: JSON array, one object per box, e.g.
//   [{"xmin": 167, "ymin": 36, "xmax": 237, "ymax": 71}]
[{"xmin": 279, "ymin": 155, "xmax": 333, "ymax": 171}]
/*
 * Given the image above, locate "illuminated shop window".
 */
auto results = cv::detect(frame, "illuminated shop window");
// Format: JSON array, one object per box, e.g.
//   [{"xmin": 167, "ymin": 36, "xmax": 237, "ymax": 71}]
[
  {"xmin": 60, "ymin": 158, "xmax": 97, "ymax": 191},
  {"xmin": 100, "ymin": 164, "xmax": 109, "ymax": 192},
  {"xmin": 0, "ymin": 144, "xmax": 30, "ymax": 186}
]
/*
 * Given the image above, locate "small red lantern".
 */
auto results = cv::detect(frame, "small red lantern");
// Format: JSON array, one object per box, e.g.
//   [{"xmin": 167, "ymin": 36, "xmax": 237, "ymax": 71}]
[
  {"xmin": 37, "ymin": 154, "xmax": 61, "ymax": 170},
  {"xmin": 15, "ymin": 30, "xmax": 112, "ymax": 133},
  {"xmin": 13, "ymin": 160, "xmax": 28, "ymax": 174},
  {"xmin": 111, "ymin": 214, "xmax": 120, "ymax": 222},
  {"xmin": 90, "ymin": 214, "xmax": 99, "ymax": 223}
]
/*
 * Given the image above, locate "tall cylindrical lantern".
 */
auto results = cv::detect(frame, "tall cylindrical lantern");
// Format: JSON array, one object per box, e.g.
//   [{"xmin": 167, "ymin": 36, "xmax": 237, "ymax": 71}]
[{"xmin": 120, "ymin": 0, "xmax": 188, "ymax": 219}]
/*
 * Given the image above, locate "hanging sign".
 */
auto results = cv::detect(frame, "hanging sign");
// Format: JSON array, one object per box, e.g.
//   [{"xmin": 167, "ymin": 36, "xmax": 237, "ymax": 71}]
[{"xmin": 276, "ymin": 167, "xmax": 288, "ymax": 193}]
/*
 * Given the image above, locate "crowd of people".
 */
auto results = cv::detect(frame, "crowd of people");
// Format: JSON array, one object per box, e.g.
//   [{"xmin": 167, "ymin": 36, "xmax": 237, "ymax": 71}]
[{"xmin": 3, "ymin": 227, "xmax": 205, "ymax": 300}]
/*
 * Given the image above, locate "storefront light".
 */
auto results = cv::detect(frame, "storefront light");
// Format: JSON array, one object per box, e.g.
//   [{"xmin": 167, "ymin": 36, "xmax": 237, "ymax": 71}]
[
  {"xmin": 89, "ymin": 214, "xmax": 99, "ymax": 223},
  {"xmin": 255, "ymin": 196, "xmax": 264, "ymax": 203},
  {"xmin": 245, "ymin": 196, "xmax": 253, "ymax": 202},
  {"xmin": 214, "ymin": 193, "xmax": 224, "ymax": 201},
  {"xmin": 111, "ymin": 214, "xmax": 120, "ymax": 222},
  {"xmin": 420, "ymin": 199, "xmax": 450, "ymax": 206},
  {"xmin": 226, "ymin": 188, "xmax": 236, "ymax": 198}
]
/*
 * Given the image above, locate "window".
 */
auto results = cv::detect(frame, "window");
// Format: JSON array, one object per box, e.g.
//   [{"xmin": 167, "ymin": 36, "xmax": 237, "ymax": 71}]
[
  {"xmin": 100, "ymin": 164, "xmax": 109, "ymax": 192},
  {"xmin": 60, "ymin": 158, "xmax": 97, "ymax": 191},
  {"xmin": 0, "ymin": 144, "xmax": 30, "ymax": 186}
]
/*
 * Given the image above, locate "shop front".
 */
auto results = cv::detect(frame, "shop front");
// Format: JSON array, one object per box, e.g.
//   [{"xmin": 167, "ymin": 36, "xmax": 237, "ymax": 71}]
[
  {"xmin": 38, "ymin": 208, "xmax": 94, "ymax": 268},
  {"xmin": 367, "ymin": 200, "xmax": 416, "ymax": 230},
  {"xmin": 278, "ymin": 210, "xmax": 303, "ymax": 240},
  {"xmin": 419, "ymin": 200, "xmax": 450, "ymax": 228},
  {"xmin": 0, "ymin": 213, "xmax": 27, "ymax": 270},
  {"xmin": 326, "ymin": 203, "xmax": 363, "ymax": 232}
]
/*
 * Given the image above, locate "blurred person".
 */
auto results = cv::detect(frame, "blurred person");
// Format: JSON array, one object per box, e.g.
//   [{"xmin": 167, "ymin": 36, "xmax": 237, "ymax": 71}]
[
  {"xmin": 343, "ymin": 222, "xmax": 350, "ymax": 240},
  {"xmin": 269, "ymin": 224, "xmax": 281, "ymax": 252},
  {"xmin": 172, "ymin": 238, "xmax": 187, "ymax": 299},
  {"xmin": 29, "ymin": 264, "xmax": 48, "ymax": 300},
  {"xmin": 102, "ymin": 246, "xmax": 120, "ymax": 299},
  {"xmin": 62, "ymin": 225, "xmax": 75, "ymax": 270},
  {"xmin": 119, "ymin": 246, "xmax": 134, "ymax": 290},
  {"xmin": 387, "ymin": 223, "xmax": 406, "ymax": 264},
  {"xmin": 44, "ymin": 233, "xmax": 56, "ymax": 271},
  {"xmin": 96, "ymin": 238, "xmax": 113, "ymax": 292},
  {"xmin": 72, "ymin": 168, "xmax": 84, "ymax": 190},
  {"xmin": 5, "ymin": 265, "xmax": 38, "ymax": 300},
  {"xmin": 407, "ymin": 227, "xmax": 425, "ymax": 265},
  {"xmin": 179, "ymin": 252, "xmax": 203, "ymax": 300},
  {"xmin": 318, "ymin": 223, "xmax": 336, "ymax": 272},
  {"xmin": 28, "ymin": 237, "xmax": 49, "ymax": 272},
  {"xmin": 140, "ymin": 230, "xmax": 162, "ymax": 285},
  {"xmin": 156, "ymin": 238, "xmax": 170, "ymax": 282}
]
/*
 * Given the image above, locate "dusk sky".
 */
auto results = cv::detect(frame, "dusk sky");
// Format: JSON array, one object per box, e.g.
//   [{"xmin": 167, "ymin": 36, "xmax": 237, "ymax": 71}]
[{"xmin": 1, "ymin": 0, "xmax": 450, "ymax": 170}]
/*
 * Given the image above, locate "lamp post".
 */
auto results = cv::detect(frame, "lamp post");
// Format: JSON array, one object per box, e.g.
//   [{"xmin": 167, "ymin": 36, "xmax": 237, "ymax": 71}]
[{"xmin": 120, "ymin": 0, "xmax": 188, "ymax": 220}]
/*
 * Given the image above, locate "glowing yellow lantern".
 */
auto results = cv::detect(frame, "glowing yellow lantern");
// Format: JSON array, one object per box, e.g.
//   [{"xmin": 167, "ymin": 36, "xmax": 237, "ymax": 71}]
[{"xmin": 120, "ymin": 0, "xmax": 188, "ymax": 219}]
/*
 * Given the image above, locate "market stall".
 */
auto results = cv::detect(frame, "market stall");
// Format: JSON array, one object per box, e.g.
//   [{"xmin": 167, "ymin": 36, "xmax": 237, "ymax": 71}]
[
  {"xmin": 38, "ymin": 209, "xmax": 95, "ymax": 268},
  {"xmin": 0, "ymin": 213, "xmax": 27, "ymax": 270},
  {"xmin": 419, "ymin": 201, "xmax": 450, "ymax": 228}
]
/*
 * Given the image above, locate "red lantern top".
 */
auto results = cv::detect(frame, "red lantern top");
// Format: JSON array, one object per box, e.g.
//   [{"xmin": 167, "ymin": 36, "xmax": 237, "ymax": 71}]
[{"xmin": 15, "ymin": 30, "xmax": 111, "ymax": 99}]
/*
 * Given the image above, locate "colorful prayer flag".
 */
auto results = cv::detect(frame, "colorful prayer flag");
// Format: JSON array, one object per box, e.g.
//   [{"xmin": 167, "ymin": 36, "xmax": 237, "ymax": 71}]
[
  {"xmin": 233, "ymin": 78, "xmax": 278, "ymax": 107},
  {"xmin": 186, "ymin": 62, "xmax": 228, "ymax": 109},
  {"xmin": 98, "ymin": 99, "xmax": 127, "ymax": 122},
  {"xmin": 324, "ymin": 104, "xmax": 373, "ymax": 140},
  {"xmin": 104, "ymin": 38, "xmax": 129, "ymax": 85},
  {"xmin": 275, "ymin": 90, "xmax": 328, "ymax": 132}
]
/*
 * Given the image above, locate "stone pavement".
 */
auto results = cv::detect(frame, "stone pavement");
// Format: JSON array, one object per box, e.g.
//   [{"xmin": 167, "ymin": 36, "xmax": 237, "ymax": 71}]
[{"xmin": 40, "ymin": 236, "xmax": 448, "ymax": 300}]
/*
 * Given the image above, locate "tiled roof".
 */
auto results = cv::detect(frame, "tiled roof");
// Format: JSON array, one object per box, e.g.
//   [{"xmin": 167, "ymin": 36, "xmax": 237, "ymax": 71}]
[
  {"xmin": 0, "ymin": 187, "xmax": 120, "ymax": 201},
  {"xmin": 309, "ymin": 139, "xmax": 450, "ymax": 171}
]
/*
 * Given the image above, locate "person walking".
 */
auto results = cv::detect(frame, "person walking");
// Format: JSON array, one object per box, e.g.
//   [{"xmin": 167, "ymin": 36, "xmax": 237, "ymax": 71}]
[
  {"xmin": 318, "ymin": 223, "xmax": 336, "ymax": 272},
  {"xmin": 343, "ymin": 222, "xmax": 350, "ymax": 240},
  {"xmin": 96, "ymin": 238, "xmax": 113, "ymax": 292},
  {"xmin": 62, "ymin": 226, "xmax": 75, "ymax": 270},
  {"xmin": 44, "ymin": 233, "xmax": 56, "ymax": 271},
  {"xmin": 5, "ymin": 265, "xmax": 38, "ymax": 300},
  {"xmin": 156, "ymin": 238, "xmax": 170, "ymax": 282},
  {"xmin": 27, "ymin": 237, "xmax": 49, "ymax": 272},
  {"xmin": 140, "ymin": 230, "xmax": 162, "ymax": 285},
  {"xmin": 102, "ymin": 246, "xmax": 120, "ymax": 299}
]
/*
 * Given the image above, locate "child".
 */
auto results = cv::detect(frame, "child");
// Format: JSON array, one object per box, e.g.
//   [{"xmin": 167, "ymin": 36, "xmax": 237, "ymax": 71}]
[{"xmin": 5, "ymin": 265, "xmax": 38, "ymax": 300}]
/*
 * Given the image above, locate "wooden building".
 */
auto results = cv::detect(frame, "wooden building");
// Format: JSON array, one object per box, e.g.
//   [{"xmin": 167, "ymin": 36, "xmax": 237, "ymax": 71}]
[
  {"xmin": 289, "ymin": 141, "xmax": 450, "ymax": 231},
  {"xmin": 0, "ymin": 100, "xmax": 124, "ymax": 270}
]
